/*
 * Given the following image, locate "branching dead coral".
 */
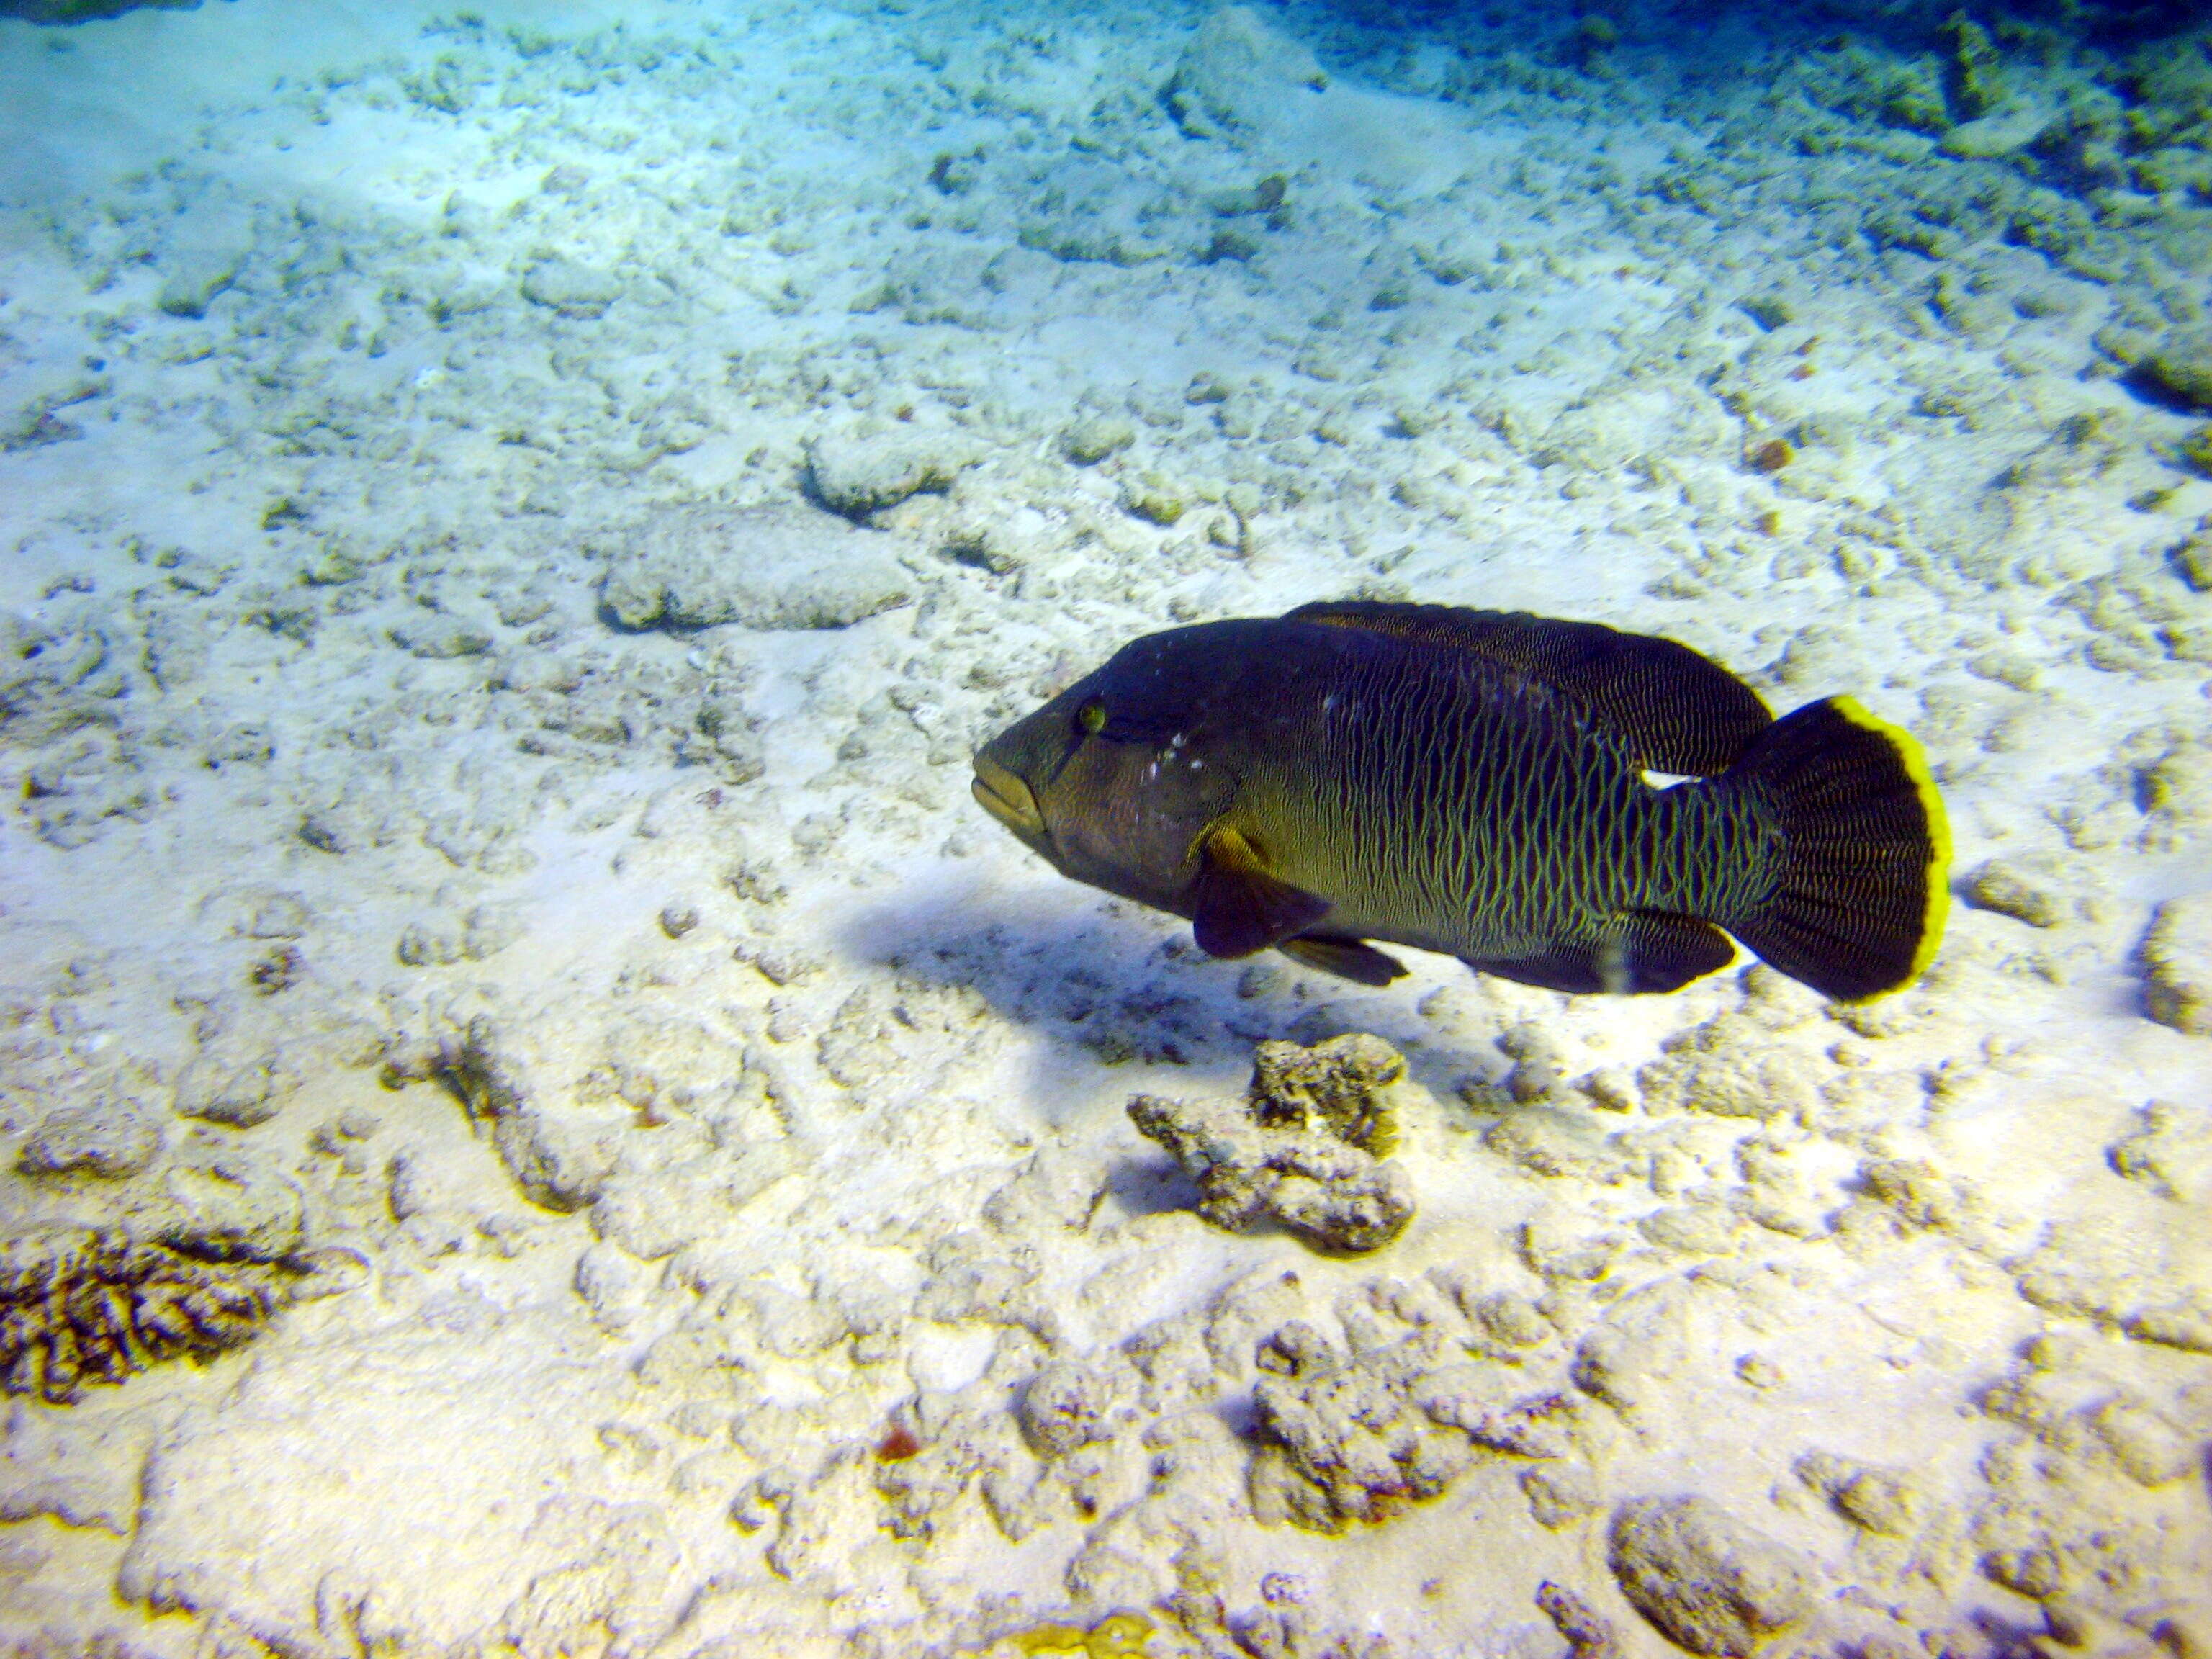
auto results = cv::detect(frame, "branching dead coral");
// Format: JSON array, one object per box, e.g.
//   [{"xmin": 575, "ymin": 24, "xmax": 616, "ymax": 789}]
[{"xmin": 0, "ymin": 1228, "xmax": 318, "ymax": 1404}]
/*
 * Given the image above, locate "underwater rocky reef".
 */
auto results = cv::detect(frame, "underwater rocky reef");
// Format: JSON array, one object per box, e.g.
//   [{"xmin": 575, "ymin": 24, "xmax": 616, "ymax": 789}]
[{"xmin": 0, "ymin": 0, "xmax": 2207, "ymax": 1654}]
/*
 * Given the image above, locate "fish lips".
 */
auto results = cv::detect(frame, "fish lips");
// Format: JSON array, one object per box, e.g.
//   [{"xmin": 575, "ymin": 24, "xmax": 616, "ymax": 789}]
[{"xmin": 971, "ymin": 753, "xmax": 1048, "ymax": 843}]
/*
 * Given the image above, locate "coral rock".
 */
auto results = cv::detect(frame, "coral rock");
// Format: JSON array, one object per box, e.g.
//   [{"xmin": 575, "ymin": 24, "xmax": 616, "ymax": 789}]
[
  {"xmin": 15, "ymin": 1102, "xmax": 163, "ymax": 1180},
  {"xmin": 1965, "ymin": 858, "xmax": 2065, "ymax": 928},
  {"xmin": 519, "ymin": 258, "xmax": 624, "ymax": 320},
  {"xmin": 1017, "ymin": 1358, "xmax": 1130, "ymax": 1458},
  {"xmin": 1061, "ymin": 415, "xmax": 1136, "ymax": 466},
  {"xmin": 1248, "ymin": 1325, "xmax": 1472, "ymax": 1532},
  {"xmin": 382, "ymin": 1015, "xmax": 618, "ymax": 1213},
  {"xmin": 1128, "ymin": 1035, "xmax": 1414, "ymax": 1254},
  {"xmin": 595, "ymin": 503, "xmax": 912, "ymax": 633},
  {"xmin": 1164, "ymin": 6, "xmax": 1328, "ymax": 143},
  {"xmin": 2141, "ymin": 894, "xmax": 2212, "ymax": 1036},
  {"xmin": 1128, "ymin": 1087, "xmax": 1413, "ymax": 1256},
  {"xmin": 173, "ymin": 1051, "xmax": 290, "ymax": 1128},
  {"xmin": 1537, "ymin": 1581, "xmax": 1621, "ymax": 1659},
  {"xmin": 1248, "ymin": 1033, "xmax": 1404, "ymax": 1155},
  {"xmin": 2142, "ymin": 331, "xmax": 2212, "ymax": 413},
  {"xmin": 804, "ymin": 428, "xmax": 976, "ymax": 520},
  {"xmin": 1606, "ymin": 1496, "xmax": 1819, "ymax": 1658},
  {"xmin": 1794, "ymin": 1451, "xmax": 1923, "ymax": 1536},
  {"xmin": 2107, "ymin": 1102, "xmax": 2212, "ymax": 1205}
]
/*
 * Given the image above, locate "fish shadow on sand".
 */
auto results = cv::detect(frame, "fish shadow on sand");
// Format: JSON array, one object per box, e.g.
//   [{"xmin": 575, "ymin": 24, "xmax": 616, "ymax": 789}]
[
  {"xmin": 836, "ymin": 883, "xmax": 1263, "ymax": 1084},
  {"xmin": 1097, "ymin": 1149, "xmax": 1206, "ymax": 1223},
  {"xmin": 833, "ymin": 876, "xmax": 1495, "ymax": 1128}
]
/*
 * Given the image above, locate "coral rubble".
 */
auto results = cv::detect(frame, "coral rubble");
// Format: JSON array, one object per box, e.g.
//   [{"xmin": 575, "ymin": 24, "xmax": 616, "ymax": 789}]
[{"xmin": 1128, "ymin": 1035, "xmax": 1415, "ymax": 1254}]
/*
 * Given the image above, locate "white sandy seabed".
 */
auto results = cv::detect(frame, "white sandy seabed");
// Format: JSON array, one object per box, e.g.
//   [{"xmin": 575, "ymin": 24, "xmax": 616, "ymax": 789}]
[{"xmin": 0, "ymin": 0, "xmax": 2208, "ymax": 1654}]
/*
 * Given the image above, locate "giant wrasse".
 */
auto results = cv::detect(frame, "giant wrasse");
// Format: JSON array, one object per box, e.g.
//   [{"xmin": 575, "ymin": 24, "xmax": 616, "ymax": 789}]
[{"xmin": 971, "ymin": 601, "xmax": 1948, "ymax": 1002}]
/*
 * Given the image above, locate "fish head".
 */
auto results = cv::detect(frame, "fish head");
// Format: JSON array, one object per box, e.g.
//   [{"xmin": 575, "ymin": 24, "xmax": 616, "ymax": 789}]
[{"xmin": 972, "ymin": 627, "xmax": 1244, "ymax": 909}]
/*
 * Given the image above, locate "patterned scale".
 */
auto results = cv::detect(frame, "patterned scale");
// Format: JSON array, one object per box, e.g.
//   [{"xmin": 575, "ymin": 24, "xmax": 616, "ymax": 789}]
[
  {"xmin": 1274, "ymin": 644, "xmax": 1695, "ymax": 956},
  {"xmin": 1239, "ymin": 608, "xmax": 1792, "ymax": 994}
]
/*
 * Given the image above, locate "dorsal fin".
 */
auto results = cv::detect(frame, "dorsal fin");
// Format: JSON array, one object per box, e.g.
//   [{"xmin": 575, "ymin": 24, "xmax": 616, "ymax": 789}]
[{"xmin": 1285, "ymin": 600, "xmax": 1772, "ymax": 775}]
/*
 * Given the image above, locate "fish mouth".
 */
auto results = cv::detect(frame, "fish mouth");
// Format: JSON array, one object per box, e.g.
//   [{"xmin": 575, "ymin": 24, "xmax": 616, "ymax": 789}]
[{"xmin": 971, "ymin": 756, "xmax": 1046, "ymax": 838}]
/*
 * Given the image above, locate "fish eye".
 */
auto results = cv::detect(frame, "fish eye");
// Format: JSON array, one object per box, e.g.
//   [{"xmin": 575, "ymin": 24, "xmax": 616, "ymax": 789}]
[{"xmin": 1075, "ymin": 701, "xmax": 1107, "ymax": 735}]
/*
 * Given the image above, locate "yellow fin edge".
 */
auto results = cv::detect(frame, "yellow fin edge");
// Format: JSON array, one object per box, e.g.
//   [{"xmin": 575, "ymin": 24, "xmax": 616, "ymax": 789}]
[{"xmin": 1829, "ymin": 694, "xmax": 1951, "ymax": 997}]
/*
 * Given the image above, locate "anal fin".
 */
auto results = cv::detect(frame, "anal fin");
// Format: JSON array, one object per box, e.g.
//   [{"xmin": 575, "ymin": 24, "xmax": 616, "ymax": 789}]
[
  {"xmin": 1190, "ymin": 825, "xmax": 1331, "ymax": 959},
  {"xmin": 1279, "ymin": 936, "xmax": 1408, "ymax": 987},
  {"xmin": 1607, "ymin": 912, "xmax": 1737, "ymax": 993}
]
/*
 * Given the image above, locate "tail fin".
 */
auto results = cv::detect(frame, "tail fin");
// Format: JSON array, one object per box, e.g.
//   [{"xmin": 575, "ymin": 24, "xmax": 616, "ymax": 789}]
[{"xmin": 1722, "ymin": 696, "xmax": 1950, "ymax": 1002}]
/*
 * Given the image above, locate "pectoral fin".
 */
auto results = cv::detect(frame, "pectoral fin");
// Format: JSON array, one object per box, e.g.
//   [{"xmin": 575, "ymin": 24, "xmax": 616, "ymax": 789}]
[
  {"xmin": 1279, "ymin": 936, "xmax": 1409, "ymax": 987},
  {"xmin": 1190, "ymin": 826, "xmax": 1330, "ymax": 958}
]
